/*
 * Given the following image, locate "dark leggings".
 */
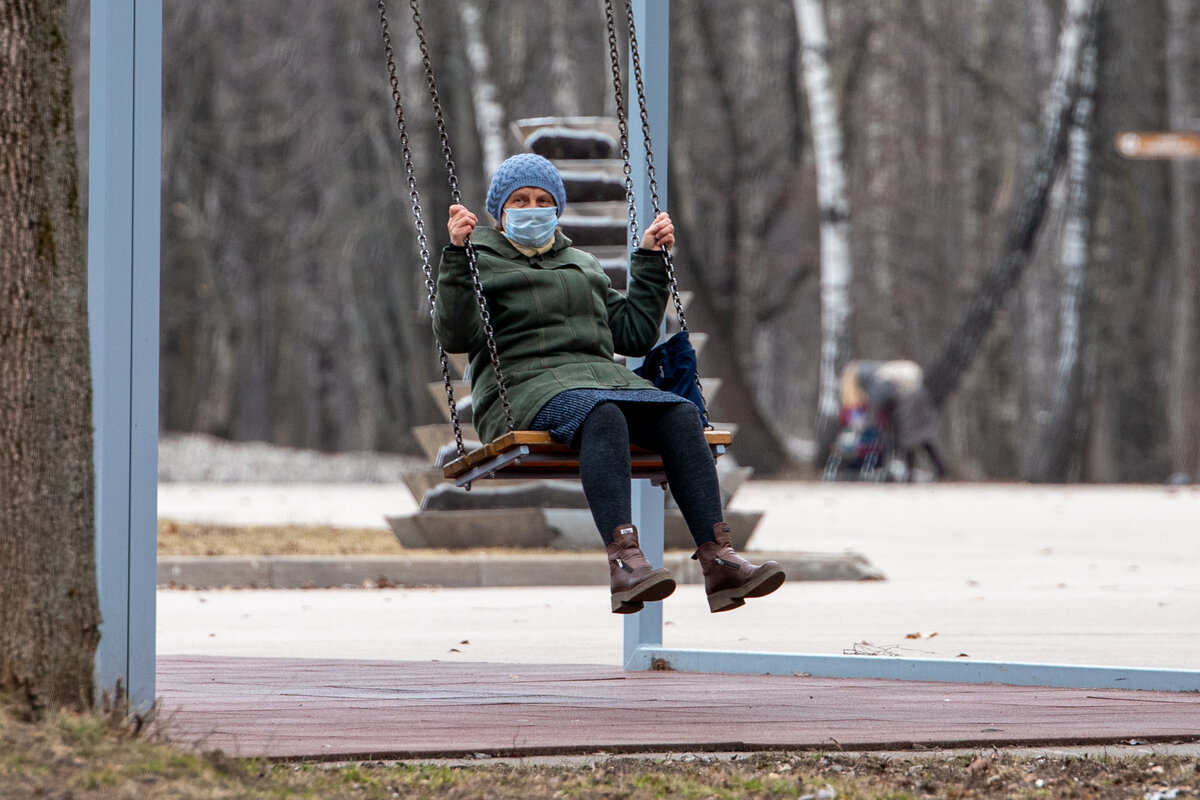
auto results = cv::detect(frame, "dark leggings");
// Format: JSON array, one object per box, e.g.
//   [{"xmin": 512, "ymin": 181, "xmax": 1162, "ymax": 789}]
[{"xmin": 578, "ymin": 401, "xmax": 722, "ymax": 547}]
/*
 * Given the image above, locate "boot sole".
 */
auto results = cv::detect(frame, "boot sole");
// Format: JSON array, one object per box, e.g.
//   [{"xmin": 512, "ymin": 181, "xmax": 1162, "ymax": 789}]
[
  {"xmin": 707, "ymin": 565, "xmax": 786, "ymax": 613},
  {"xmin": 612, "ymin": 572, "xmax": 676, "ymax": 614}
]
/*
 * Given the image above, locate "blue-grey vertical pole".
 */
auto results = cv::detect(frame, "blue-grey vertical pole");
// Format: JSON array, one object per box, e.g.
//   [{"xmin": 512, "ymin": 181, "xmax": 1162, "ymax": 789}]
[
  {"xmin": 89, "ymin": 0, "xmax": 162, "ymax": 712},
  {"xmin": 624, "ymin": 0, "xmax": 670, "ymax": 668}
]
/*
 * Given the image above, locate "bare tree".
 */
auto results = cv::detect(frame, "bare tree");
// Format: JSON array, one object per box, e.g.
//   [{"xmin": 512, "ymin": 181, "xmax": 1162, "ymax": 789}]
[
  {"xmin": 795, "ymin": 0, "xmax": 853, "ymax": 445},
  {"xmin": 65, "ymin": 0, "xmax": 1200, "ymax": 482},
  {"xmin": 0, "ymin": 0, "xmax": 100, "ymax": 714},
  {"xmin": 159, "ymin": 4, "xmax": 449, "ymax": 453},
  {"xmin": 1031, "ymin": 36, "xmax": 1098, "ymax": 481},
  {"xmin": 459, "ymin": 0, "xmax": 506, "ymax": 174},
  {"xmin": 668, "ymin": 0, "xmax": 801, "ymax": 473},
  {"xmin": 924, "ymin": 0, "xmax": 1099, "ymax": 409}
]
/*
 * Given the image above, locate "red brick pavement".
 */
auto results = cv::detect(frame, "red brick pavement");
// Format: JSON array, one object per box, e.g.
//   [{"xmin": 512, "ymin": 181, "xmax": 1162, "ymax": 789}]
[{"xmin": 156, "ymin": 655, "xmax": 1200, "ymax": 759}]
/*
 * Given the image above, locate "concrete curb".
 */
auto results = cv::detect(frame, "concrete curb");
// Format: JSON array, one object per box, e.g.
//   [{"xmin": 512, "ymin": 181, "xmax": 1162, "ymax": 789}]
[{"xmin": 157, "ymin": 551, "xmax": 884, "ymax": 590}]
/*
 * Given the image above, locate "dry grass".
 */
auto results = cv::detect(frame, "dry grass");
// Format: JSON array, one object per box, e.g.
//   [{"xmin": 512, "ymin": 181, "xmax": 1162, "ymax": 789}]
[
  {"xmin": 2, "ymin": 698, "xmax": 1197, "ymax": 799},
  {"xmin": 157, "ymin": 520, "xmax": 404, "ymax": 556}
]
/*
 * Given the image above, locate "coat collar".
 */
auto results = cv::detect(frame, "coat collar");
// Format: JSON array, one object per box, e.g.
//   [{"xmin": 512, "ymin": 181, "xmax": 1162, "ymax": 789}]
[{"xmin": 471, "ymin": 227, "xmax": 574, "ymax": 260}]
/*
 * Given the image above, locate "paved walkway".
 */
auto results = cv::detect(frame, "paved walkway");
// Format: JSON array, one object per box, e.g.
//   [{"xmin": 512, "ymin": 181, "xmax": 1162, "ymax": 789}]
[
  {"xmin": 155, "ymin": 482, "xmax": 1200, "ymax": 757},
  {"xmin": 158, "ymin": 482, "xmax": 1200, "ymax": 671}
]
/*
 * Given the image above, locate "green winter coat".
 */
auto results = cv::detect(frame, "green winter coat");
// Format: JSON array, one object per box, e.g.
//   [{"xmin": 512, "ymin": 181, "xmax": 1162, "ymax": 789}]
[{"xmin": 433, "ymin": 227, "xmax": 670, "ymax": 443}]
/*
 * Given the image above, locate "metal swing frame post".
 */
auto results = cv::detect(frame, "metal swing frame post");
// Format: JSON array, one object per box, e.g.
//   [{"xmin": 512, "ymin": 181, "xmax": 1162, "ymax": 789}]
[
  {"xmin": 622, "ymin": 0, "xmax": 669, "ymax": 668},
  {"xmin": 89, "ymin": 0, "xmax": 162, "ymax": 712},
  {"xmin": 619, "ymin": 0, "xmax": 1200, "ymax": 693}
]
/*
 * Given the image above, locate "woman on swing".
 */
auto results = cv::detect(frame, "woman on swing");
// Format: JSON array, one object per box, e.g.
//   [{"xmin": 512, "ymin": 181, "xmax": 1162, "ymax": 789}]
[{"xmin": 435, "ymin": 153, "xmax": 785, "ymax": 614}]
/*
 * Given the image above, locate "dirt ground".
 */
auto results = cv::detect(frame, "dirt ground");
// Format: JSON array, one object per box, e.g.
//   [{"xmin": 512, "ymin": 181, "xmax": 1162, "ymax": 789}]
[{"xmin": 156, "ymin": 520, "xmax": 403, "ymax": 555}]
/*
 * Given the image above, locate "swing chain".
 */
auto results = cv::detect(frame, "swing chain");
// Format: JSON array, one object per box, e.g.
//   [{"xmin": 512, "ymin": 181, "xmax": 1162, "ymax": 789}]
[
  {"xmin": 407, "ymin": 0, "xmax": 516, "ymax": 434},
  {"xmin": 604, "ymin": 0, "xmax": 640, "ymax": 253},
  {"xmin": 605, "ymin": 0, "xmax": 710, "ymax": 424},
  {"xmin": 378, "ymin": 0, "xmax": 465, "ymax": 457}
]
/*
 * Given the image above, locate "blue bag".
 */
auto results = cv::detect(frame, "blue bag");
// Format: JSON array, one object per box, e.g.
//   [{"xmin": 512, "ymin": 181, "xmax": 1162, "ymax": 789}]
[{"xmin": 633, "ymin": 330, "xmax": 708, "ymax": 425}]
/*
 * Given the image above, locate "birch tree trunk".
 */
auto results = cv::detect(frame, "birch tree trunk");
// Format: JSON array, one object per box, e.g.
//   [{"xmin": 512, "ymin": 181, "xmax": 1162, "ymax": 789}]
[
  {"xmin": 1032, "ymin": 37, "xmax": 1098, "ymax": 482},
  {"xmin": 924, "ymin": 0, "xmax": 1098, "ymax": 408},
  {"xmin": 795, "ymin": 0, "xmax": 852, "ymax": 436},
  {"xmin": 0, "ymin": 0, "xmax": 101, "ymax": 714}
]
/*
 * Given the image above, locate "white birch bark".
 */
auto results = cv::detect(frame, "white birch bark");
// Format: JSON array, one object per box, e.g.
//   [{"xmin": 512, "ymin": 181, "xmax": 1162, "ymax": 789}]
[
  {"xmin": 1034, "ymin": 36, "xmax": 1096, "ymax": 479},
  {"xmin": 1052, "ymin": 42, "xmax": 1095, "ymax": 406},
  {"xmin": 795, "ymin": 0, "xmax": 852, "ymax": 422},
  {"xmin": 458, "ymin": 0, "xmax": 506, "ymax": 174},
  {"xmin": 1035, "ymin": 0, "xmax": 1094, "ymax": 141}
]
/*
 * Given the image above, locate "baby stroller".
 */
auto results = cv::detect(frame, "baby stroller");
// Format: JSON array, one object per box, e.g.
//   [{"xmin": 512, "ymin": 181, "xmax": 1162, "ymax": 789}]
[{"xmin": 822, "ymin": 405, "xmax": 894, "ymax": 481}]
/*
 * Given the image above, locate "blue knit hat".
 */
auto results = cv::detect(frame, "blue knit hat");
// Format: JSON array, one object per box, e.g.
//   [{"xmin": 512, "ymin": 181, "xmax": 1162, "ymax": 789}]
[{"xmin": 485, "ymin": 153, "xmax": 567, "ymax": 222}]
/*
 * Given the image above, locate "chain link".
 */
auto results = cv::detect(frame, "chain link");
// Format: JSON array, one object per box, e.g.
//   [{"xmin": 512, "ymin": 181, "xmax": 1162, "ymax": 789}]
[
  {"xmin": 604, "ymin": 0, "xmax": 640, "ymax": 251},
  {"xmin": 406, "ymin": 0, "xmax": 515, "ymax": 434},
  {"xmin": 378, "ymin": 0, "xmax": 466, "ymax": 458}
]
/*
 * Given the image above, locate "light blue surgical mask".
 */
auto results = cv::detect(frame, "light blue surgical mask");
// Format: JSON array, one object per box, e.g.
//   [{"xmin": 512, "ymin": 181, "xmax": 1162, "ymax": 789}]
[{"xmin": 503, "ymin": 206, "xmax": 558, "ymax": 248}]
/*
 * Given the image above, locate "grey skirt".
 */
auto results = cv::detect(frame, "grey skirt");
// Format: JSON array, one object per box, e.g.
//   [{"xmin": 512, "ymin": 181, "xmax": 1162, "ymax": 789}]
[{"xmin": 530, "ymin": 388, "xmax": 689, "ymax": 447}]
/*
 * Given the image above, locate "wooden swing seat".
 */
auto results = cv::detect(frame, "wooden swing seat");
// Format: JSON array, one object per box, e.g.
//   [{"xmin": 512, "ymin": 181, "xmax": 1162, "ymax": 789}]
[{"xmin": 443, "ymin": 429, "xmax": 733, "ymax": 488}]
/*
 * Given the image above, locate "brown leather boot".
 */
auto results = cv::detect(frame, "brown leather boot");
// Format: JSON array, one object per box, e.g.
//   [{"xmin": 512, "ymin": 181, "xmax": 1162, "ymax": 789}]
[
  {"xmin": 692, "ymin": 522, "xmax": 786, "ymax": 612},
  {"xmin": 606, "ymin": 524, "xmax": 676, "ymax": 614}
]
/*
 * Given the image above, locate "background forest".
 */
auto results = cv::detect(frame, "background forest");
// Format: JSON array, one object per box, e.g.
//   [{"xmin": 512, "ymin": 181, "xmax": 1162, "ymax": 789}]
[{"xmin": 69, "ymin": 0, "xmax": 1200, "ymax": 482}]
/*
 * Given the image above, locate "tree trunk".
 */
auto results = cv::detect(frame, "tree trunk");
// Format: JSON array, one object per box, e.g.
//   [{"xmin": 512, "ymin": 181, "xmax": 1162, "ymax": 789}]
[
  {"xmin": 663, "ymin": 2, "xmax": 795, "ymax": 475},
  {"xmin": 549, "ymin": 0, "xmax": 580, "ymax": 118},
  {"xmin": 795, "ymin": 0, "xmax": 852, "ymax": 442},
  {"xmin": 924, "ymin": 0, "xmax": 1098, "ymax": 409},
  {"xmin": 459, "ymin": 0, "xmax": 507, "ymax": 175},
  {"xmin": 1032, "ymin": 37, "xmax": 1098, "ymax": 482},
  {"xmin": 0, "ymin": 0, "xmax": 100, "ymax": 715},
  {"xmin": 1164, "ymin": 0, "xmax": 1200, "ymax": 480}
]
